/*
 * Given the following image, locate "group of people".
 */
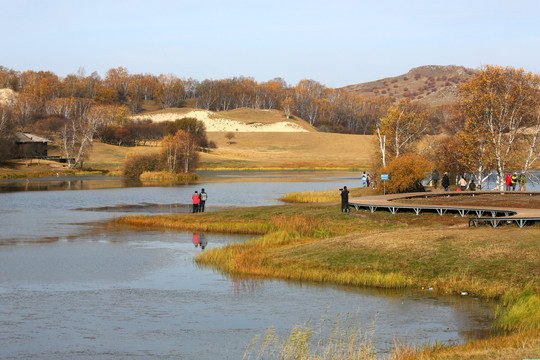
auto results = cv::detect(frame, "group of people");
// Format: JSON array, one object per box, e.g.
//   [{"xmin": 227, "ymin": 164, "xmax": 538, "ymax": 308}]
[
  {"xmin": 191, "ymin": 188, "xmax": 208, "ymax": 213},
  {"xmin": 505, "ymin": 172, "xmax": 527, "ymax": 191},
  {"xmin": 433, "ymin": 169, "xmax": 476, "ymax": 192},
  {"xmin": 361, "ymin": 172, "xmax": 375, "ymax": 188},
  {"xmin": 433, "ymin": 169, "xmax": 529, "ymax": 192}
]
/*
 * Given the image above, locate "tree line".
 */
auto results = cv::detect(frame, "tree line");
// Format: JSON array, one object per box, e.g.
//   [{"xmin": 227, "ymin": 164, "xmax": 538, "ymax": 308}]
[
  {"xmin": 1, "ymin": 64, "xmax": 538, "ymax": 189},
  {"xmin": 0, "ymin": 65, "xmax": 395, "ymax": 135}
]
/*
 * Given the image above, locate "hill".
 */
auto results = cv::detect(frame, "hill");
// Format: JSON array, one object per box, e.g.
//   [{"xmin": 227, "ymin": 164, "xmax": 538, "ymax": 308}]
[
  {"xmin": 341, "ymin": 65, "xmax": 475, "ymax": 107},
  {"xmin": 199, "ymin": 131, "xmax": 374, "ymax": 169},
  {"xmin": 128, "ymin": 106, "xmax": 373, "ymax": 169}
]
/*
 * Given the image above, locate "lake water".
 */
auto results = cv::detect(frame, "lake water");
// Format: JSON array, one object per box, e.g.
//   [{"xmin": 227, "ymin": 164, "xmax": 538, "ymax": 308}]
[{"xmin": 0, "ymin": 171, "xmax": 496, "ymax": 359}]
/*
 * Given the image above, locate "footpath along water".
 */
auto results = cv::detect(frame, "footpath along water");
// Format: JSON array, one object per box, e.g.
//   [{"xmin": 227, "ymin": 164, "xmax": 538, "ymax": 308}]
[{"xmin": 0, "ymin": 171, "xmax": 496, "ymax": 359}]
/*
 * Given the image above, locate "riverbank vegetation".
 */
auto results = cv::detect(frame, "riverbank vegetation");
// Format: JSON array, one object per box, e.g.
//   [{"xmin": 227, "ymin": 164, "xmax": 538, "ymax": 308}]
[{"xmin": 114, "ymin": 192, "xmax": 539, "ymax": 358}]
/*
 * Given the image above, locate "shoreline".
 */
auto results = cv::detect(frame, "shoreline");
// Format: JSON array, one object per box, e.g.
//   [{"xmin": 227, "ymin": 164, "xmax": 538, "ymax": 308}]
[{"xmin": 113, "ymin": 196, "xmax": 539, "ymax": 358}]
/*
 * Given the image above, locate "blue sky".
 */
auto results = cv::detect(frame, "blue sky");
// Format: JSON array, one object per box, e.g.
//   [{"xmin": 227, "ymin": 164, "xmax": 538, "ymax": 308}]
[{"xmin": 1, "ymin": 0, "xmax": 539, "ymax": 88}]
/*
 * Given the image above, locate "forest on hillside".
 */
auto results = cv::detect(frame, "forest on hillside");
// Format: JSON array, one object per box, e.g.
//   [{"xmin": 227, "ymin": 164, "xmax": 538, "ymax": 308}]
[
  {"xmin": 1, "ymin": 65, "xmax": 539, "ymax": 191},
  {"xmin": 0, "ymin": 65, "xmax": 451, "ymax": 137}
]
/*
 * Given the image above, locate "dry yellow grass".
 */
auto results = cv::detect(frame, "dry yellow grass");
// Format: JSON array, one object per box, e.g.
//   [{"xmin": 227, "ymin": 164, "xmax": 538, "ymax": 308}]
[
  {"xmin": 202, "ymin": 132, "xmax": 375, "ymax": 169},
  {"xmin": 84, "ymin": 142, "xmax": 159, "ymax": 172},
  {"xmin": 131, "ymin": 105, "xmax": 376, "ymax": 170}
]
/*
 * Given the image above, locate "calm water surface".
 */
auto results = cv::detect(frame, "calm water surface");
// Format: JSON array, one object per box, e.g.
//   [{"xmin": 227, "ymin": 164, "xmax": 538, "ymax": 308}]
[{"xmin": 0, "ymin": 171, "xmax": 496, "ymax": 359}]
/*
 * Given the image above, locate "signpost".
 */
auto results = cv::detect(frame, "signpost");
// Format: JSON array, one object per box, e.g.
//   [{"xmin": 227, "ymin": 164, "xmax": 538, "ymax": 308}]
[{"xmin": 381, "ymin": 173, "xmax": 389, "ymax": 195}]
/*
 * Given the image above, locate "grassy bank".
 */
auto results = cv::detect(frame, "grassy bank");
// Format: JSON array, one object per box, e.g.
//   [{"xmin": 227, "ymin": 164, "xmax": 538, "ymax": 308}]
[
  {"xmin": 280, "ymin": 186, "xmax": 375, "ymax": 203},
  {"xmin": 114, "ymin": 194, "xmax": 539, "ymax": 358}
]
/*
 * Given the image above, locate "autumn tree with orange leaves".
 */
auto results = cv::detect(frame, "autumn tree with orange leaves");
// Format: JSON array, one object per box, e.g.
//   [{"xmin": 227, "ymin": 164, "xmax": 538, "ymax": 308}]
[
  {"xmin": 457, "ymin": 65, "xmax": 540, "ymax": 189},
  {"xmin": 375, "ymin": 99, "xmax": 431, "ymax": 167},
  {"xmin": 161, "ymin": 130, "xmax": 199, "ymax": 173}
]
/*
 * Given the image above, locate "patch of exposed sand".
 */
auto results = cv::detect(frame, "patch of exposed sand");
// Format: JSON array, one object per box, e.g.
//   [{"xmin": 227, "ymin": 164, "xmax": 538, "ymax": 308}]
[
  {"xmin": 0, "ymin": 88, "xmax": 17, "ymax": 105},
  {"xmin": 131, "ymin": 110, "xmax": 309, "ymax": 133}
]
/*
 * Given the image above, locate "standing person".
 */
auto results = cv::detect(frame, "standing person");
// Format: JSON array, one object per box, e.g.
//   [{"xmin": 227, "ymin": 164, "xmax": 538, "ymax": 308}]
[
  {"xmin": 442, "ymin": 172, "xmax": 450, "ymax": 192},
  {"xmin": 511, "ymin": 173, "xmax": 518, "ymax": 191},
  {"xmin": 340, "ymin": 186, "xmax": 350, "ymax": 213},
  {"xmin": 431, "ymin": 169, "xmax": 440, "ymax": 189},
  {"xmin": 366, "ymin": 174, "xmax": 371, "ymax": 188},
  {"xmin": 519, "ymin": 173, "xmax": 527, "ymax": 191},
  {"xmin": 469, "ymin": 179, "xmax": 476, "ymax": 191},
  {"xmin": 505, "ymin": 172, "xmax": 512, "ymax": 191},
  {"xmin": 361, "ymin": 172, "xmax": 367, "ymax": 187},
  {"xmin": 458, "ymin": 176, "xmax": 467, "ymax": 191},
  {"xmin": 192, "ymin": 191, "xmax": 200, "ymax": 213},
  {"xmin": 199, "ymin": 188, "xmax": 207, "ymax": 212}
]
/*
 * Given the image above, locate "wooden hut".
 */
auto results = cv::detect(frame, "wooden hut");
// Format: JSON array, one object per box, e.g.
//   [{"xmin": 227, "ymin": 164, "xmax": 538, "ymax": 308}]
[{"xmin": 14, "ymin": 132, "xmax": 51, "ymax": 159}]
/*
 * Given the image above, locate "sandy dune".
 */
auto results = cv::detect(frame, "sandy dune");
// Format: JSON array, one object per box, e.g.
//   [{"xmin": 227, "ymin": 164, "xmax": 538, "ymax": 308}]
[{"xmin": 131, "ymin": 109, "xmax": 309, "ymax": 133}]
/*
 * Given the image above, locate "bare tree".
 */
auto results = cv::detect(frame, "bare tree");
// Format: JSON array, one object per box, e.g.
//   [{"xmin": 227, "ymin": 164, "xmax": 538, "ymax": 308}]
[
  {"xmin": 225, "ymin": 132, "xmax": 235, "ymax": 145},
  {"xmin": 59, "ymin": 106, "xmax": 106, "ymax": 168}
]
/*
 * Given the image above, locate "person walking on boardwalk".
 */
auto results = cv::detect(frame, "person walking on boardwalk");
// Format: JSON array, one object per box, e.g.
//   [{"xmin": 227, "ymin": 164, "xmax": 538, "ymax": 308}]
[
  {"xmin": 511, "ymin": 173, "xmax": 518, "ymax": 191},
  {"xmin": 469, "ymin": 179, "xmax": 476, "ymax": 191},
  {"xmin": 442, "ymin": 172, "xmax": 450, "ymax": 192},
  {"xmin": 361, "ymin": 172, "xmax": 367, "ymax": 187},
  {"xmin": 431, "ymin": 169, "xmax": 440, "ymax": 189},
  {"xmin": 340, "ymin": 186, "xmax": 350, "ymax": 213},
  {"xmin": 192, "ymin": 190, "xmax": 200, "ymax": 213},
  {"xmin": 519, "ymin": 173, "xmax": 527, "ymax": 191},
  {"xmin": 199, "ymin": 188, "xmax": 207, "ymax": 212}
]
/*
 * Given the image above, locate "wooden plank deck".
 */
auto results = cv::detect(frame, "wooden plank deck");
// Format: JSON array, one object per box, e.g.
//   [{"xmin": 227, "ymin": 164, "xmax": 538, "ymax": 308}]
[{"xmin": 348, "ymin": 191, "xmax": 540, "ymax": 228}]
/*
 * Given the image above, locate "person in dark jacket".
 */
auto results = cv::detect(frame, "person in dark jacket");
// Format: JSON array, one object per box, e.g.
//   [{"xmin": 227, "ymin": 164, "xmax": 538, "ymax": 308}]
[
  {"xmin": 340, "ymin": 186, "xmax": 350, "ymax": 212},
  {"xmin": 511, "ymin": 173, "xmax": 518, "ymax": 191},
  {"xmin": 441, "ymin": 172, "xmax": 450, "ymax": 192},
  {"xmin": 199, "ymin": 188, "xmax": 207, "ymax": 212}
]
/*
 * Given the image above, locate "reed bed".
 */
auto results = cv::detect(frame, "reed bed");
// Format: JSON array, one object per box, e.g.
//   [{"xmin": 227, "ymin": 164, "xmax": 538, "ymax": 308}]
[
  {"xmin": 242, "ymin": 313, "xmax": 377, "ymax": 360},
  {"xmin": 139, "ymin": 171, "xmax": 199, "ymax": 182},
  {"xmin": 114, "ymin": 214, "xmax": 275, "ymax": 235},
  {"xmin": 280, "ymin": 187, "xmax": 375, "ymax": 203},
  {"xmin": 494, "ymin": 288, "xmax": 540, "ymax": 331}
]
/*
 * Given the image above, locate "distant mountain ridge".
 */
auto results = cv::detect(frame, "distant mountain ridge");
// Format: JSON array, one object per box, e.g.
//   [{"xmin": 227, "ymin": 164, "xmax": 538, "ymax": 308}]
[{"xmin": 341, "ymin": 65, "xmax": 475, "ymax": 107}]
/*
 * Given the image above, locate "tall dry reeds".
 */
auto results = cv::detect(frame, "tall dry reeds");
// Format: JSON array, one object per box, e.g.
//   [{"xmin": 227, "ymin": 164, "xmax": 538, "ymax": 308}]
[{"xmin": 242, "ymin": 312, "xmax": 377, "ymax": 360}]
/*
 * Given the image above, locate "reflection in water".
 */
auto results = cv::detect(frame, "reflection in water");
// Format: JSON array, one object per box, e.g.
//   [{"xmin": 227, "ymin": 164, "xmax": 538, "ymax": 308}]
[
  {"xmin": 199, "ymin": 234, "xmax": 208, "ymax": 249},
  {"xmin": 193, "ymin": 233, "xmax": 209, "ymax": 249}
]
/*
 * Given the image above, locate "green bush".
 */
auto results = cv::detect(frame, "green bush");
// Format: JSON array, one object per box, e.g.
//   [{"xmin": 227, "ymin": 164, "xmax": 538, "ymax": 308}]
[{"xmin": 122, "ymin": 152, "xmax": 162, "ymax": 180}]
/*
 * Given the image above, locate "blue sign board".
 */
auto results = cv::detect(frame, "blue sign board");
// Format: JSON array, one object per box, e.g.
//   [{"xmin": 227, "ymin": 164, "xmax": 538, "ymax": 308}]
[{"xmin": 381, "ymin": 174, "xmax": 389, "ymax": 181}]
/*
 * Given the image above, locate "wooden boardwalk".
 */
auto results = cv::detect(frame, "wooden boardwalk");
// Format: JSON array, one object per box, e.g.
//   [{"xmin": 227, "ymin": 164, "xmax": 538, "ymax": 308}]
[{"xmin": 348, "ymin": 191, "xmax": 540, "ymax": 228}]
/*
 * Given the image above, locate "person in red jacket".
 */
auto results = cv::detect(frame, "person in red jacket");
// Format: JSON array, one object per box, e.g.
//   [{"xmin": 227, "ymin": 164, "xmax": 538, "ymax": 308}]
[
  {"xmin": 505, "ymin": 172, "xmax": 511, "ymax": 191},
  {"xmin": 192, "ymin": 191, "xmax": 200, "ymax": 213}
]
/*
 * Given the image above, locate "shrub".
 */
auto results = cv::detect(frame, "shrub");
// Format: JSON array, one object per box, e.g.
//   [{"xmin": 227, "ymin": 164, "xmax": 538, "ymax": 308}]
[
  {"xmin": 122, "ymin": 152, "xmax": 162, "ymax": 180},
  {"xmin": 377, "ymin": 153, "xmax": 430, "ymax": 194}
]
